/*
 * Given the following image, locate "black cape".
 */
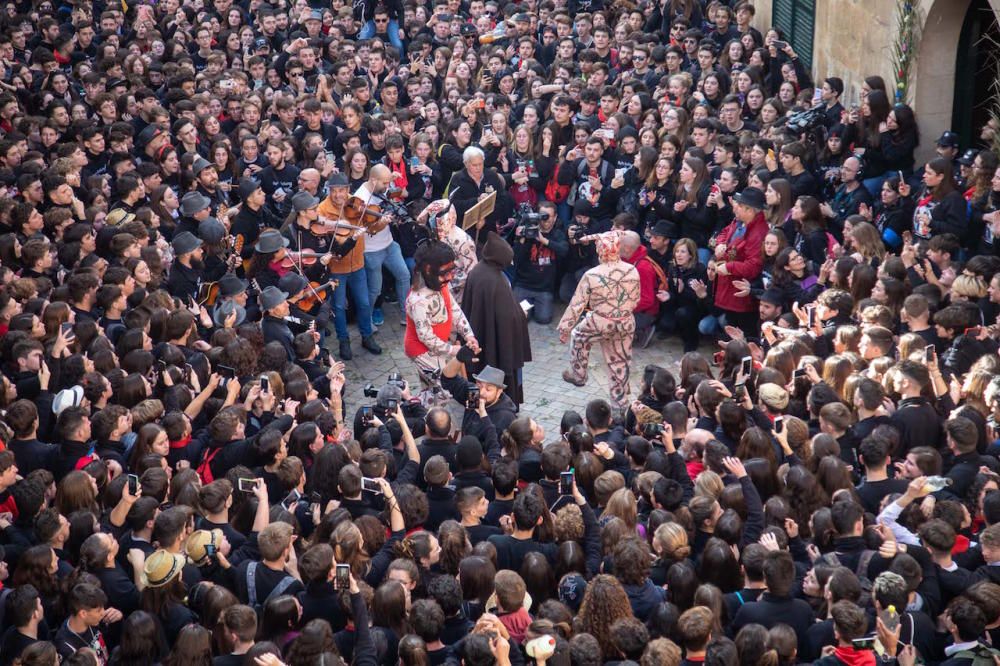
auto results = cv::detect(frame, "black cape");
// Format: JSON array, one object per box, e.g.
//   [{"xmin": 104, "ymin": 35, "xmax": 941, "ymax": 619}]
[{"xmin": 461, "ymin": 232, "xmax": 532, "ymax": 405}]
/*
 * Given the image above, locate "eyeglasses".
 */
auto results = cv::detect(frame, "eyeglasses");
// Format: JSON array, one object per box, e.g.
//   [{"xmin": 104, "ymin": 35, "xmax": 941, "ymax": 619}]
[
  {"xmin": 289, "ymin": 72, "xmax": 303, "ymax": 78},
  {"xmin": 374, "ymin": 17, "xmax": 388, "ymax": 23},
  {"xmin": 633, "ymin": 55, "xmax": 646, "ymax": 61}
]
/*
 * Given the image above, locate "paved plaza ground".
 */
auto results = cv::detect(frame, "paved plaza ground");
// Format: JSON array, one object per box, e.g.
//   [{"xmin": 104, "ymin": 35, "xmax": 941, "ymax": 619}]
[{"xmin": 336, "ymin": 303, "xmax": 705, "ymax": 436}]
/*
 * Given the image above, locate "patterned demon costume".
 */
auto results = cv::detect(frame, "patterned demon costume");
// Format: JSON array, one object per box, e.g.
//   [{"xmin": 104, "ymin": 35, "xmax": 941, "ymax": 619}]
[
  {"xmin": 428, "ymin": 199, "xmax": 478, "ymax": 304},
  {"xmin": 557, "ymin": 231, "xmax": 640, "ymax": 409},
  {"xmin": 404, "ymin": 240, "xmax": 479, "ymax": 373}
]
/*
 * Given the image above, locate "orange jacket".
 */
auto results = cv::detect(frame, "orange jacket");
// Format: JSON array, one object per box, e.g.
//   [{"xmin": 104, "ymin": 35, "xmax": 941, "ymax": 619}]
[{"xmin": 317, "ymin": 196, "xmax": 366, "ymax": 274}]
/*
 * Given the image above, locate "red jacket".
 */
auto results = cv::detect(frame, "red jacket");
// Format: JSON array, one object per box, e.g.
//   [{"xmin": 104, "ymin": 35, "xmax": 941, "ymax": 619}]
[
  {"xmin": 625, "ymin": 245, "xmax": 660, "ymax": 316},
  {"xmin": 713, "ymin": 211, "xmax": 768, "ymax": 313}
]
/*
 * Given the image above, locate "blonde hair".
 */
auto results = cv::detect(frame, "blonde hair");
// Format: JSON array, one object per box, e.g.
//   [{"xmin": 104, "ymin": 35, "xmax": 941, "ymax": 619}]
[
  {"xmin": 694, "ymin": 470, "xmax": 724, "ymax": 499},
  {"xmin": 952, "ymin": 274, "xmax": 988, "ymax": 300},
  {"xmin": 653, "ymin": 522, "xmax": 691, "ymax": 561}
]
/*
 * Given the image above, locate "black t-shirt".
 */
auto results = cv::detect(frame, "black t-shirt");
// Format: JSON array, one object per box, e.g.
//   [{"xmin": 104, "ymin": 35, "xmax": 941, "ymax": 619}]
[
  {"xmin": 0, "ymin": 628, "xmax": 37, "ymax": 666},
  {"xmin": 855, "ymin": 477, "xmax": 910, "ymax": 515}
]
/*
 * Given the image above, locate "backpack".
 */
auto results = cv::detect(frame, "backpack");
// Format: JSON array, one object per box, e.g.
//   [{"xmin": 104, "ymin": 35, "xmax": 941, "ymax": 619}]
[
  {"xmin": 566, "ymin": 159, "xmax": 612, "ymax": 207},
  {"xmin": 196, "ymin": 447, "xmax": 222, "ymax": 484},
  {"xmin": 820, "ymin": 550, "xmax": 877, "ymax": 597},
  {"xmin": 544, "ymin": 167, "xmax": 570, "ymax": 204},
  {"xmin": 642, "ymin": 256, "xmax": 669, "ymax": 293},
  {"xmin": 246, "ymin": 561, "xmax": 297, "ymax": 614}
]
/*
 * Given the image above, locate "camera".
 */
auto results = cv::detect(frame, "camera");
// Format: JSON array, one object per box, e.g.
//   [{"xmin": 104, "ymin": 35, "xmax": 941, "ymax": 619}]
[
  {"xmin": 387, "ymin": 372, "xmax": 405, "ymax": 390},
  {"xmin": 642, "ymin": 423, "xmax": 665, "ymax": 439},
  {"xmin": 780, "ymin": 106, "xmax": 826, "ymax": 135},
  {"xmin": 517, "ymin": 203, "xmax": 544, "ymax": 240},
  {"xmin": 363, "ymin": 383, "xmax": 379, "ymax": 398}
]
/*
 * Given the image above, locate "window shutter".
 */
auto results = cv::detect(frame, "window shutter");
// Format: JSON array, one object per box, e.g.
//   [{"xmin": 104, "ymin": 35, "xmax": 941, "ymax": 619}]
[{"xmin": 772, "ymin": 0, "xmax": 815, "ymax": 70}]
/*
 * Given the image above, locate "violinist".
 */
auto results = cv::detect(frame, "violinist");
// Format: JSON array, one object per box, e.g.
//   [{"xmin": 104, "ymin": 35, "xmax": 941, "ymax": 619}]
[
  {"xmin": 281, "ymin": 191, "xmax": 335, "ymax": 283},
  {"xmin": 317, "ymin": 173, "xmax": 381, "ymax": 360},
  {"xmin": 276, "ymin": 272, "xmax": 333, "ymax": 339},
  {"xmin": 246, "ymin": 229, "xmax": 291, "ymax": 290},
  {"xmin": 356, "ymin": 164, "xmax": 411, "ymax": 328},
  {"xmin": 196, "ymin": 217, "xmax": 232, "ymax": 286},
  {"xmin": 232, "ymin": 178, "xmax": 275, "ymax": 267}
]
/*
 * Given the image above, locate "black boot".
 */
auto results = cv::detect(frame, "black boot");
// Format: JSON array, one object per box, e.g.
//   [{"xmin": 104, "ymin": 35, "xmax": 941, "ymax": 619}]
[
  {"xmin": 362, "ymin": 335, "xmax": 382, "ymax": 354},
  {"xmin": 338, "ymin": 339, "xmax": 353, "ymax": 360}
]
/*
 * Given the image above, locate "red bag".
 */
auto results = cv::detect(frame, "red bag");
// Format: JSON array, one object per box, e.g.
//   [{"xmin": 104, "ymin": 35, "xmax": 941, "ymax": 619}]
[{"xmin": 545, "ymin": 168, "xmax": 569, "ymax": 204}]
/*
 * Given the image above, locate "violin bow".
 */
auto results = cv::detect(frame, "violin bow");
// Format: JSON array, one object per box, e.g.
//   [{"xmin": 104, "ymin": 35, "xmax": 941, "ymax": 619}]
[{"xmin": 294, "ymin": 228, "xmax": 325, "ymax": 304}]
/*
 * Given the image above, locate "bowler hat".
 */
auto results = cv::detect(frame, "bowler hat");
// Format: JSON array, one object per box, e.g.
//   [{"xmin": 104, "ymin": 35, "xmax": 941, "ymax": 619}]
[
  {"xmin": 278, "ymin": 272, "xmax": 308, "ymax": 296},
  {"xmin": 198, "ymin": 217, "xmax": 226, "ymax": 245},
  {"xmin": 255, "ymin": 229, "xmax": 290, "ymax": 253},
  {"xmin": 239, "ymin": 177, "xmax": 262, "ymax": 201},
  {"xmin": 733, "ymin": 187, "xmax": 766, "ymax": 210},
  {"xmin": 180, "ymin": 191, "xmax": 212, "ymax": 217},
  {"xmin": 472, "ymin": 365, "xmax": 506, "ymax": 388},
  {"xmin": 172, "ymin": 231, "xmax": 203, "ymax": 255},
  {"xmin": 259, "ymin": 286, "xmax": 289, "ymax": 311},
  {"xmin": 291, "ymin": 190, "xmax": 320, "ymax": 212},
  {"xmin": 218, "ymin": 273, "xmax": 248, "ymax": 297}
]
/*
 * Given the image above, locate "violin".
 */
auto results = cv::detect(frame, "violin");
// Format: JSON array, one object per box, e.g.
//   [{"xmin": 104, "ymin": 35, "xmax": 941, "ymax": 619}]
[
  {"xmin": 344, "ymin": 195, "xmax": 393, "ymax": 235},
  {"xmin": 279, "ymin": 250, "xmax": 325, "ymax": 269},
  {"xmin": 295, "ymin": 278, "xmax": 339, "ymax": 312},
  {"xmin": 308, "ymin": 217, "xmax": 366, "ymax": 237}
]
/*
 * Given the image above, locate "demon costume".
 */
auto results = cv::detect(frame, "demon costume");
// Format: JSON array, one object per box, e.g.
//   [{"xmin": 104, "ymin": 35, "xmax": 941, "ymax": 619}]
[
  {"xmin": 427, "ymin": 199, "xmax": 478, "ymax": 304},
  {"xmin": 404, "ymin": 240, "xmax": 480, "ymax": 373},
  {"xmin": 557, "ymin": 231, "xmax": 640, "ymax": 409},
  {"xmin": 462, "ymin": 232, "xmax": 532, "ymax": 405}
]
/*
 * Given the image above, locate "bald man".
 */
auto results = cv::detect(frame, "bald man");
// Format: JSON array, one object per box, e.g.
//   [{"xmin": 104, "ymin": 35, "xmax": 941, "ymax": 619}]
[
  {"xmin": 620, "ymin": 230, "xmax": 663, "ymax": 348},
  {"xmin": 356, "ymin": 164, "xmax": 411, "ymax": 327},
  {"xmin": 297, "ymin": 168, "xmax": 322, "ymax": 198}
]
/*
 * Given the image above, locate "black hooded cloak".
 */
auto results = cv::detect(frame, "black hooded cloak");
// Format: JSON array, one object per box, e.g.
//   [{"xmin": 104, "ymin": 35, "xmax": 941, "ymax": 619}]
[{"xmin": 461, "ymin": 232, "xmax": 532, "ymax": 405}]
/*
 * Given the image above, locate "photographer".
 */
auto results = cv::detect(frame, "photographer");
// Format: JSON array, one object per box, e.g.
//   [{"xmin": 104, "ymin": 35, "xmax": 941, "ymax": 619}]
[
  {"xmin": 512, "ymin": 201, "xmax": 568, "ymax": 325},
  {"xmin": 559, "ymin": 200, "xmax": 610, "ymax": 303},
  {"xmin": 351, "ymin": 378, "xmax": 427, "ymax": 462},
  {"xmin": 441, "ymin": 363, "xmax": 515, "ymax": 444}
]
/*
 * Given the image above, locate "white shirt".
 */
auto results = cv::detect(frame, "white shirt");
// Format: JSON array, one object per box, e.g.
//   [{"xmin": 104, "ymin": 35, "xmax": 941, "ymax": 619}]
[{"xmin": 354, "ymin": 183, "xmax": 394, "ymax": 253}]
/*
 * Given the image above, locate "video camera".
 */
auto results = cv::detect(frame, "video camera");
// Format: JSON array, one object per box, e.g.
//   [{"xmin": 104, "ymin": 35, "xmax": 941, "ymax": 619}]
[
  {"xmin": 517, "ymin": 203, "xmax": 545, "ymax": 240},
  {"xmin": 778, "ymin": 106, "xmax": 827, "ymax": 137}
]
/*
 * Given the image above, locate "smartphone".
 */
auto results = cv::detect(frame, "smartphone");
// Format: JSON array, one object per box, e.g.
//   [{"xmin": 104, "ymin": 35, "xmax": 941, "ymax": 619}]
[
  {"xmin": 410, "ymin": 156, "xmax": 420, "ymax": 169},
  {"xmin": 793, "ymin": 368, "xmax": 807, "ymax": 379},
  {"xmin": 219, "ymin": 365, "xmax": 236, "ymax": 379},
  {"xmin": 741, "ymin": 356, "xmax": 752, "ymax": 377},
  {"xmin": 710, "ymin": 182, "xmax": 721, "ymax": 195},
  {"xmin": 335, "ymin": 563, "xmax": 350, "ymax": 590},
  {"xmin": 559, "ymin": 471, "xmax": 574, "ymax": 495},
  {"xmin": 260, "ymin": 375, "xmax": 270, "ymax": 392},
  {"xmin": 157, "ymin": 359, "xmax": 167, "ymax": 373},
  {"xmin": 127, "ymin": 474, "xmax": 139, "ymax": 495},
  {"xmin": 466, "ymin": 386, "xmax": 481, "ymax": 409},
  {"xmin": 773, "ymin": 40, "xmax": 788, "ymax": 50},
  {"xmin": 735, "ymin": 382, "xmax": 746, "ymax": 400},
  {"xmin": 924, "ymin": 345, "xmax": 936, "ymax": 363},
  {"xmin": 362, "ymin": 477, "xmax": 383, "ymax": 494},
  {"xmin": 61, "ymin": 322, "xmax": 75, "ymax": 340},
  {"xmin": 774, "ymin": 417, "xmax": 784, "ymax": 434},
  {"xmin": 361, "ymin": 405, "xmax": 374, "ymax": 426},
  {"xmin": 851, "ymin": 638, "xmax": 876, "ymax": 651},
  {"xmin": 767, "ymin": 148, "xmax": 775, "ymax": 161},
  {"xmin": 385, "ymin": 398, "xmax": 398, "ymax": 412},
  {"xmin": 807, "ymin": 306, "xmax": 816, "ymax": 329},
  {"xmin": 184, "ymin": 363, "xmax": 193, "ymax": 382},
  {"xmin": 204, "ymin": 543, "xmax": 217, "ymax": 558},
  {"xmin": 238, "ymin": 478, "xmax": 256, "ymax": 493},
  {"xmin": 281, "ymin": 490, "xmax": 301, "ymax": 510}
]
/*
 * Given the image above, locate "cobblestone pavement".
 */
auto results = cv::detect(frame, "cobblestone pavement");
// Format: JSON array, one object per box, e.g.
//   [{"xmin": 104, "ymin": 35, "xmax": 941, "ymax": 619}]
[{"xmin": 334, "ymin": 304, "xmax": 712, "ymax": 436}]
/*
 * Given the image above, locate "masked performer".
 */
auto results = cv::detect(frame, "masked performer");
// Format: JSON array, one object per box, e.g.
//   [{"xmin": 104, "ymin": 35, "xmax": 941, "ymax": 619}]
[
  {"xmin": 557, "ymin": 230, "xmax": 640, "ymax": 409},
  {"xmin": 404, "ymin": 240, "xmax": 481, "ymax": 374},
  {"xmin": 418, "ymin": 199, "xmax": 477, "ymax": 304},
  {"xmin": 461, "ymin": 232, "xmax": 532, "ymax": 405}
]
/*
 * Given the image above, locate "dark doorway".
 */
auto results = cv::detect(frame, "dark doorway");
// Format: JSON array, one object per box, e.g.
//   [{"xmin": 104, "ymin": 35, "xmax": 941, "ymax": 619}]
[{"xmin": 954, "ymin": 0, "xmax": 1000, "ymax": 147}]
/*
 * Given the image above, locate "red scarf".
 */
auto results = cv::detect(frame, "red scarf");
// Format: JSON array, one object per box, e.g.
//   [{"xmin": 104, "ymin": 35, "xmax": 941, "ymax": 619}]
[
  {"xmin": 170, "ymin": 434, "xmax": 192, "ymax": 450},
  {"xmin": 833, "ymin": 646, "xmax": 876, "ymax": 666}
]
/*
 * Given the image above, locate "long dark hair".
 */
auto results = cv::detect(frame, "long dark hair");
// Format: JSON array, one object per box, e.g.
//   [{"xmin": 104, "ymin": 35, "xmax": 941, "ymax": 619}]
[
  {"xmin": 114, "ymin": 610, "xmax": 166, "ymax": 666},
  {"xmin": 926, "ymin": 157, "xmax": 958, "ymax": 199}
]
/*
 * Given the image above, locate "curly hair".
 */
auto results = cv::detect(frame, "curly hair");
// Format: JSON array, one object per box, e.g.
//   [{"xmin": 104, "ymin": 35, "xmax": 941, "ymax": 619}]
[{"xmin": 576, "ymin": 574, "xmax": 635, "ymax": 660}]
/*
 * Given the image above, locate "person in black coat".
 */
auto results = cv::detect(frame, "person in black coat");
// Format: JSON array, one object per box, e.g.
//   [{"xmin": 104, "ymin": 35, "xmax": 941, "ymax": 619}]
[
  {"xmin": 461, "ymin": 233, "xmax": 531, "ymax": 405},
  {"xmin": 165, "ymin": 232, "xmax": 204, "ymax": 303},
  {"xmin": 448, "ymin": 149, "xmax": 512, "ymax": 242},
  {"xmin": 890, "ymin": 361, "xmax": 942, "ymax": 456},
  {"xmin": 730, "ymin": 549, "xmax": 816, "ymax": 648}
]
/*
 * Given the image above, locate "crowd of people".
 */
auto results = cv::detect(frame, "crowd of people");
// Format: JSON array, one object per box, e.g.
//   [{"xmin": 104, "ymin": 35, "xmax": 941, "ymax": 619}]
[{"xmin": 3, "ymin": 0, "xmax": 1000, "ymax": 666}]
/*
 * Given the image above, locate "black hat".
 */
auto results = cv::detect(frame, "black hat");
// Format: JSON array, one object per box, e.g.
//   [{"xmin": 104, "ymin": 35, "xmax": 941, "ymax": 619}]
[
  {"xmin": 733, "ymin": 187, "xmax": 766, "ymax": 210},
  {"xmin": 937, "ymin": 131, "xmax": 960, "ymax": 148},
  {"xmin": 649, "ymin": 220, "xmax": 680, "ymax": 240},
  {"xmin": 254, "ymin": 37, "xmax": 269, "ymax": 50},
  {"xmin": 618, "ymin": 126, "xmax": 639, "ymax": 141},
  {"xmin": 239, "ymin": 177, "xmax": 262, "ymax": 201},
  {"xmin": 255, "ymin": 229, "xmax": 290, "ymax": 254},
  {"xmin": 958, "ymin": 148, "xmax": 979, "ymax": 166},
  {"xmin": 278, "ymin": 272, "xmax": 308, "ymax": 297},
  {"xmin": 198, "ymin": 217, "xmax": 226, "ymax": 245},
  {"xmin": 327, "ymin": 172, "xmax": 349, "ymax": 189},
  {"xmin": 572, "ymin": 199, "xmax": 591, "ymax": 216},
  {"xmin": 171, "ymin": 231, "xmax": 203, "ymax": 256},
  {"xmin": 259, "ymin": 286, "xmax": 289, "ymax": 311},
  {"xmin": 218, "ymin": 274, "xmax": 248, "ymax": 297},
  {"xmin": 291, "ymin": 191, "xmax": 320, "ymax": 212},
  {"xmin": 759, "ymin": 288, "xmax": 784, "ymax": 306},
  {"xmin": 460, "ymin": 23, "xmax": 477, "ymax": 36},
  {"xmin": 137, "ymin": 124, "xmax": 165, "ymax": 148}
]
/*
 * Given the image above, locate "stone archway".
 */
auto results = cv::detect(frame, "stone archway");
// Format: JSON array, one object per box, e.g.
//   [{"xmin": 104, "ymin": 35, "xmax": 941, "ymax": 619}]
[{"xmin": 912, "ymin": 0, "xmax": 1000, "ymax": 160}]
